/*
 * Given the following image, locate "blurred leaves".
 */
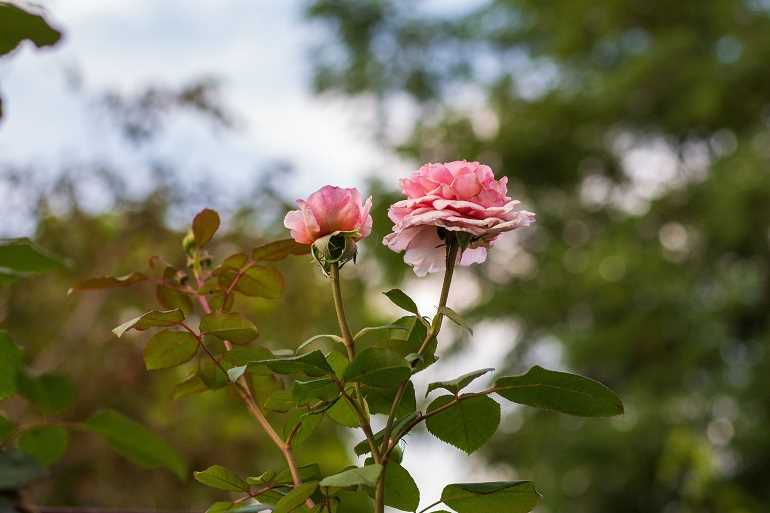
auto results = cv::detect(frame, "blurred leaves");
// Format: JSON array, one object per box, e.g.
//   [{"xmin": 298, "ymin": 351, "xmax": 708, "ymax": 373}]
[
  {"xmin": 18, "ymin": 426, "xmax": 68, "ymax": 467},
  {"xmin": 0, "ymin": 239, "xmax": 65, "ymax": 284},
  {"xmin": 18, "ymin": 372, "xmax": 76, "ymax": 415},
  {"xmin": 0, "ymin": 450, "xmax": 44, "ymax": 490},
  {"xmin": 0, "ymin": 2, "xmax": 61, "ymax": 56},
  {"xmin": 84, "ymin": 409, "xmax": 188, "ymax": 480},
  {"xmin": 0, "ymin": 331, "xmax": 21, "ymax": 400}
]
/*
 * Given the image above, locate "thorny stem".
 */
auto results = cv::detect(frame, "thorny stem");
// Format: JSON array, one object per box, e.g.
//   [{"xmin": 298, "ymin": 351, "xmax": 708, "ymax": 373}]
[{"xmin": 191, "ymin": 263, "xmax": 314, "ymax": 508}]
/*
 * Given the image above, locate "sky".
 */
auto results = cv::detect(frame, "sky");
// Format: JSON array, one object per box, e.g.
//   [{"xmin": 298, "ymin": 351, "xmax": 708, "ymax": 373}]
[
  {"xmin": 0, "ymin": 0, "xmax": 512, "ymax": 508},
  {"xmin": 0, "ymin": 0, "xmax": 409, "ymax": 235}
]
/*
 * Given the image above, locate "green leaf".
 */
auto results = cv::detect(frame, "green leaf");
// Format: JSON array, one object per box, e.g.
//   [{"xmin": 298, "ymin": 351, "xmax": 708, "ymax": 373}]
[
  {"xmin": 173, "ymin": 374, "xmax": 208, "ymax": 400},
  {"xmin": 365, "ymin": 381, "xmax": 416, "ymax": 417},
  {"xmin": 264, "ymin": 390, "xmax": 296, "ymax": 412},
  {"xmin": 353, "ymin": 324, "xmax": 408, "ymax": 341},
  {"xmin": 441, "ymin": 481, "xmax": 540, "ymax": 513},
  {"xmin": 293, "ymin": 377, "xmax": 339, "ymax": 403},
  {"xmin": 69, "ymin": 272, "xmax": 148, "ymax": 294},
  {"xmin": 0, "ymin": 4, "xmax": 62, "ymax": 56},
  {"xmin": 194, "ymin": 465, "xmax": 250, "ymax": 492},
  {"xmin": 113, "ymin": 309, "xmax": 185, "ymax": 338},
  {"xmin": 224, "ymin": 346, "xmax": 273, "ymax": 369},
  {"xmin": 0, "ymin": 331, "xmax": 21, "ymax": 400},
  {"xmin": 18, "ymin": 426, "xmax": 68, "ymax": 467},
  {"xmin": 426, "ymin": 368, "xmax": 494, "ymax": 397},
  {"xmin": 282, "ymin": 410, "xmax": 322, "ymax": 446},
  {"xmin": 273, "ymin": 481, "xmax": 318, "ymax": 513},
  {"xmin": 0, "ymin": 238, "xmax": 64, "ymax": 284},
  {"xmin": 325, "ymin": 350, "xmax": 348, "ymax": 379},
  {"xmin": 200, "ymin": 312, "xmax": 259, "ymax": 344},
  {"xmin": 246, "ymin": 470, "xmax": 276, "ymax": 485},
  {"xmin": 144, "ymin": 330, "xmax": 199, "ymax": 370},
  {"xmin": 383, "ymin": 463, "xmax": 419, "ymax": 512},
  {"xmin": 233, "ymin": 265, "xmax": 285, "ymax": 300},
  {"xmin": 0, "ymin": 450, "xmax": 45, "ymax": 490},
  {"xmin": 384, "ymin": 317, "xmax": 436, "ymax": 372},
  {"xmin": 156, "ymin": 284, "xmax": 193, "ymax": 312},
  {"xmin": 320, "ymin": 464, "xmax": 382, "ymax": 488},
  {"xmin": 255, "ymin": 350, "xmax": 332, "ymax": 377},
  {"xmin": 85, "ymin": 409, "xmax": 187, "ymax": 480},
  {"xmin": 327, "ymin": 395, "xmax": 360, "ymax": 427},
  {"xmin": 192, "ymin": 208, "xmax": 220, "ymax": 247},
  {"xmin": 437, "ymin": 306, "xmax": 473, "ymax": 335},
  {"xmin": 296, "ymin": 334, "xmax": 344, "ymax": 353},
  {"xmin": 383, "ymin": 289, "xmax": 420, "ymax": 316},
  {"xmin": 199, "ymin": 357, "xmax": 228, "ymax": 390},
  {"xmin": 494, "ymin": 365, "xmax": 624, "ymax": 417},
  {"xmin": 335, "ymin": 490, "xmax": 373, "ymax": 513},
  {"xmin": 344, "ymin": 348, "xmax": 411, "ymax": 388},
  {"xmin": 252, "ymin": 239, "xmax": 310, "ymax": 261},
  {"xmin": 0, "ymin": 416, "xmax": 14, "ymax": 441},
  {"xmin": 222, "ymin": 253, "xmax": 249, "ymax": 270},
  {"xmin": 18, "ymin": 373, "xmax": 75, "ymax": 415},
  {"xmin": 426, "ymin": 395, "xmax": 500, "ymax": 454},
  {"xmin": 353, "ymin": 412, "xmax": 419, "ymax": 456},
  {"xmin": 275, "ymin": 464, "xmax": 320, "ymax": 484}
]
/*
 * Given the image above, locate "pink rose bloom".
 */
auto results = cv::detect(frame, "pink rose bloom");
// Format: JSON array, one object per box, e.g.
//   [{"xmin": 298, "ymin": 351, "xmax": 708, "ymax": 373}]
[
  {"xmin": 284, "ymin": 185, "xmax": 373, "ymax": 244},
  {"xmin": 383, "ymin": 161, "xmax": 535, "ymax": 276}
]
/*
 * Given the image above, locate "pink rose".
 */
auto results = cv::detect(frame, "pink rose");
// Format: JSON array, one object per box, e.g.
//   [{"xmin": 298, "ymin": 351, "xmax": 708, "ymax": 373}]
[
  {"xmin": 284, "ymin": 185, "xmax": 373, "ymax": 245},
  {"xmin": 383, "ymin": 161, "xmax": 535, "ymax": 276}
]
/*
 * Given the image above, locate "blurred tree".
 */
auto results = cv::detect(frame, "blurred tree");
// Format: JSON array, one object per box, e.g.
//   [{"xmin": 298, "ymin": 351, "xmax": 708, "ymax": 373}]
[
  {"xmin": 0, "ymin": 58, "xmax": 358, "ymax": 508},
  {"xmin": 0, "ymin": 1, "xmax": 62, "ymax": 121},
  {"xmin": 305, "ymin": 1, "xmax": 770, "ymax": 512}
]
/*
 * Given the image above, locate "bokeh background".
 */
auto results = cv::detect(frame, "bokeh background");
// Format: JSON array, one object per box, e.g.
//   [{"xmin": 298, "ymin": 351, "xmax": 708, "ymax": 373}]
[{"xmin": 3, "ymin": 1, "xmax": 770, "ymax": 512}]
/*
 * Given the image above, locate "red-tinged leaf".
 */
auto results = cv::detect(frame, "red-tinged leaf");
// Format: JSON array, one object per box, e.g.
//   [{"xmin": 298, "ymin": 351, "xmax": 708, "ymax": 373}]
[
  {"xmin": 192, "ymin": 208, "xmax": 220, "ymax": 247},
  {"xmin": 68, "ymin": 272, "xmax": 147, "ymax": 294},
  {"xmin": 251, "ymin": 239, "xmax": 309, "ymax": 261},
  {"xmin": 113, "ymin": 309, "xmax": 185, "ymax": 338}
]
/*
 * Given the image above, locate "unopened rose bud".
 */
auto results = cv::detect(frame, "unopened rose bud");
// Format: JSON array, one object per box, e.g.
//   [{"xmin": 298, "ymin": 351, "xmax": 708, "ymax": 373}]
[{"xmin": 311, "ymin": 231, "xmax": 358, "ymax": 274}]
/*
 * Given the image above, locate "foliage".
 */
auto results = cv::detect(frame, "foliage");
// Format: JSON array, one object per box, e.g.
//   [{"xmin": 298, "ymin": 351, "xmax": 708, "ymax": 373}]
[
  {"xmin": 69, "ymin": 207, "xmax": 622, "ymax": 513},
  {"xmin": 306, "ymin": 1, "xmax": 770, "ymax": 512},
  {"xmin": 0, "ymin": 2, "xmax": 62, "ymax": 121},
  {"xmin": 0, "ymin": 240, "xmax": 188, "ymax": 510}
]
